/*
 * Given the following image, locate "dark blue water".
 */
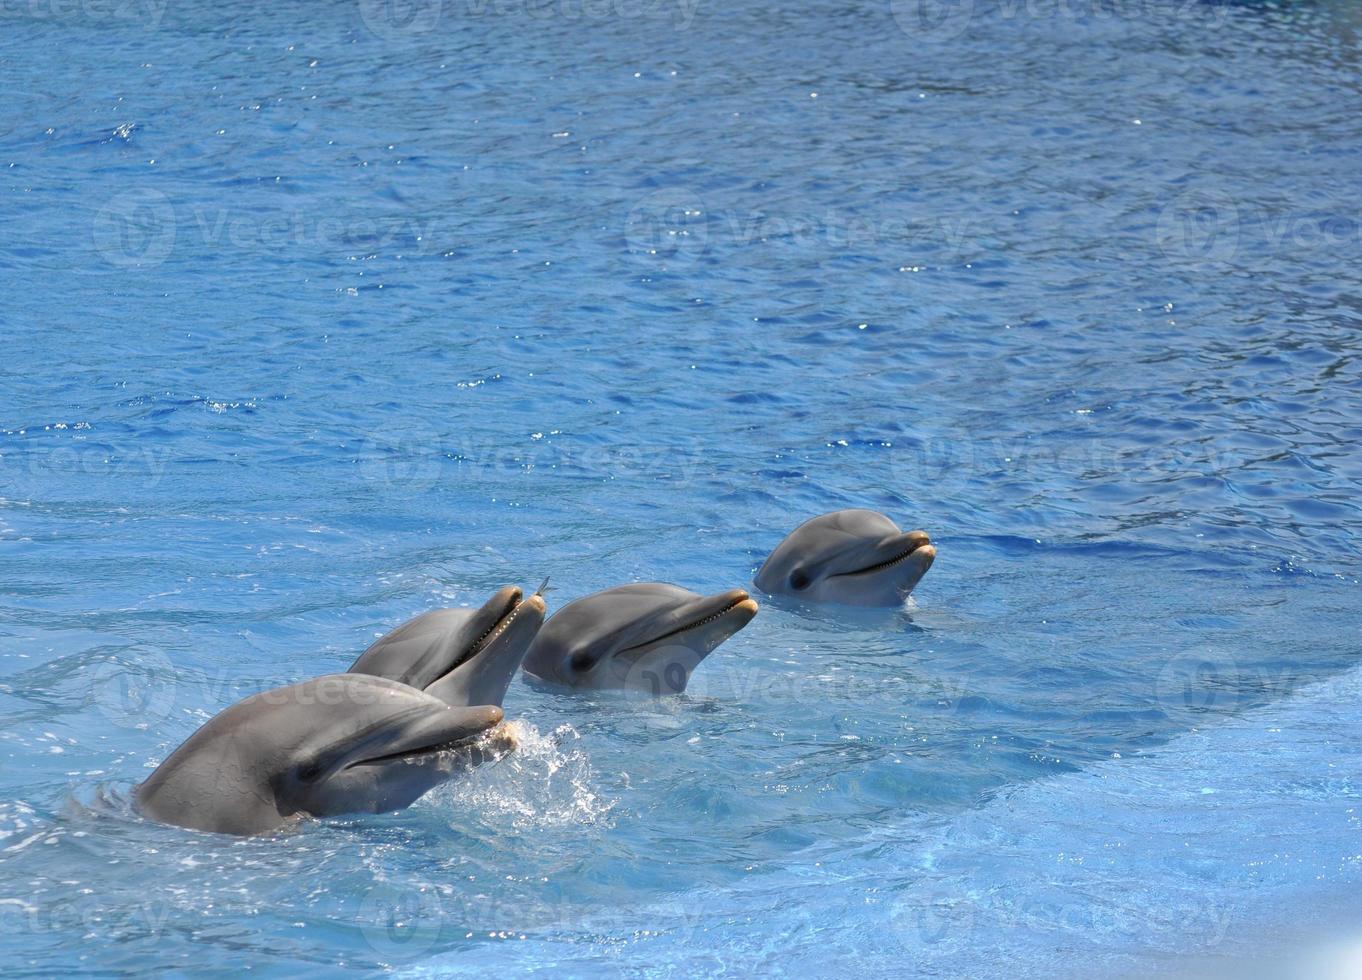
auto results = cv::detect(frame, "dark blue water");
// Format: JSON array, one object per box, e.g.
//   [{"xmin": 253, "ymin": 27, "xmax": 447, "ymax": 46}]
[{"xmin": 2, "ymin": 0, "xmax": 1362, "ymax": 974}]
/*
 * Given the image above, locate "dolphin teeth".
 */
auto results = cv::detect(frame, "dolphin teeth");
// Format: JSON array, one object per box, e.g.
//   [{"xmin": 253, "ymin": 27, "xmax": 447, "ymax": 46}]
[
  {"xmin": 832, "ymin": 542, "xmax": 930, "ymax": 578},
  {"xmin": 619, "ymin": 596, "xmax": 749, "ymax": 653},
  {"xmin": 450, "ymin": 592, "xmax": 523, "ymax": 673},
  {"xmin": 478, "ymin": 600, "xmax": 527, "ymax": 651}
]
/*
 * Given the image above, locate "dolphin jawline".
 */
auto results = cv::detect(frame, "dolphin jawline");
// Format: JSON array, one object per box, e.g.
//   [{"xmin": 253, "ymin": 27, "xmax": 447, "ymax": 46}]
[
  {"xmin": 828, "ymin": 537, "xmax": 935, "ymax": 579},
  {"xmin": 345, "ymin": 722, "xmax": 503, "ymax": 769},
  {"xmin": 615, "ymin": 592, "xmax": 759, "ymax": 656},
  {"xmin": 437, "ymin": 588, "xmax": 526, "ymax": 678}
]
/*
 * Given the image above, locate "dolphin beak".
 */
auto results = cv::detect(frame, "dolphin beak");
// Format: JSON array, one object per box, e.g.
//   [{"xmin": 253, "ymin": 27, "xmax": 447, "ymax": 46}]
[
  {"xmin": 829, "ymin": 530, "xmax": 935, "ymax": 579},
  {"xmin": 424, "ymin": 592, "xmax": 547, "ymax": 707},
  {"xmin": 344, "ymin": 704, "xmax": 505, "ymax": 769},
  {"xmin": 708, "ymin": 589, "xmax": 760, "ymax": 633},
  {"xmin": 616, "ymin": 588, "xmax": 759, "ymax": 660},
  {"xmin": 455, "ymin": 586, "xmax": 525, "ymax": 662},
  {"xmin": 903, "ymin": 531, "xmax": 935, "ymax": 572},
  {"xmin": 680, "ymin": 588, "xmax": 759, "ymax": 658}
]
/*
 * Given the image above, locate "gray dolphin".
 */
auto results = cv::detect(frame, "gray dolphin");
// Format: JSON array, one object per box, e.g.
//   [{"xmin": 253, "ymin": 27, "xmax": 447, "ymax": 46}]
[
  {"xmin": 135, "ymin": 674, "xmax": 503, "ymax": 836},
  {"xmin": 521, "ymin": 583, "xmax": 758, "ymax": 695},
  {"xmin": 348, "ymin": 585, "xmax": 546, "ymax": 708},
  {"xmin": 316, "ymin": 585, "xmax": 547, "ymax": 810},
  {"xmin": 754, "ymin": 509, "xmax": 936, "ymax": 607}
]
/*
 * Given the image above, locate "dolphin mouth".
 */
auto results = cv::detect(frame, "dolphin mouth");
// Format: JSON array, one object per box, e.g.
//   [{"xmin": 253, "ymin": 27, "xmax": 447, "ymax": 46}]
[
  {"xmin": 616, "ymin": 591, "xmax": 760, "ymax": 655},
  {"xmin": 437, "ymin": 588, "xmax": 525, "ymax": 680},
  {"xmin": 829, "ymin": 534, "xmax": 935, "ymax": 578},
  {"xmin": 345, "ymin": 719, "xmax": 504, "ymax": 769},
  {"xmin": 348, "ymin": 736, "xmax": 483, "ymax": 768}
]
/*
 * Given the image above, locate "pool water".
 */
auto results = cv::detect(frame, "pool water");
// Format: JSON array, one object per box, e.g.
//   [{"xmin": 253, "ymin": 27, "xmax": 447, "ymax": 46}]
[{"xmin": 2, "ymin": 0, "xmax": 1362, "ymax": 974}]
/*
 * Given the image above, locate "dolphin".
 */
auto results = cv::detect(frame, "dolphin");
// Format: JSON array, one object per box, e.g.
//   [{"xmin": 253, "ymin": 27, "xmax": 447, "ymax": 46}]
[
  {"xmin": 315, "ymin": 585, "xmax": 547, "ymax": 811},
  {"xmin": 521, "ymin": 583, "xmax": 758, "ymax": 695},
  {"xmin": 348, "ymin": 585, "xmax": 546, "ymax": 708},
  {"xmin": 135, "ymin": 674, "xmax": 503, "ymax": 836},
  {"xmin": 754, "ymin": 509, "xmax": 936, "ymax": 607}
]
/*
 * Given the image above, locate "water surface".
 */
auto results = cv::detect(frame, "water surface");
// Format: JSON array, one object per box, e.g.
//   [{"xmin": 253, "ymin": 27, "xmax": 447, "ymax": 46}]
[{"xmin": 2, "ymin": 0, "xmax": 1361, "ymax": 974}]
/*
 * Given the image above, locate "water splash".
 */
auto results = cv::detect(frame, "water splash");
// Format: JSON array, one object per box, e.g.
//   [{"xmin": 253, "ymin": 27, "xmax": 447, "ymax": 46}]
[{"xmin": 434, "ymin": 722, "xmax": 615, "ymax": 832}]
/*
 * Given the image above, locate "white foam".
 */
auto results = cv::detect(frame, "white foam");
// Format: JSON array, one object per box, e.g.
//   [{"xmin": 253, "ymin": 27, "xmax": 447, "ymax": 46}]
[{"xmin": 433, "ymin": 722, "xmax": 616, "ymax": 832}]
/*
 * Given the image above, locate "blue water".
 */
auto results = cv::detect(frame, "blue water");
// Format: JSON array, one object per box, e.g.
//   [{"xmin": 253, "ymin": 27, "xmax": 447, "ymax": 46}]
[{"xmin": 3, "ymin": 0, "xmax": 1362, "ymax": 974}]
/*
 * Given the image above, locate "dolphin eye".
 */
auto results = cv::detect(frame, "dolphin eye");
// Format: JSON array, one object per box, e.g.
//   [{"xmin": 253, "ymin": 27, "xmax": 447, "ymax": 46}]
[
  {"xmin": 789, "ymin": 570, "xmax": 811, "ymax": 591},
  {"xmin": 570, "ymin": 651, "xmax": 593, "ymax": 672},
  {"xmin": 297, "ymin": 760, "xmax": 325, "ymax": 784}
]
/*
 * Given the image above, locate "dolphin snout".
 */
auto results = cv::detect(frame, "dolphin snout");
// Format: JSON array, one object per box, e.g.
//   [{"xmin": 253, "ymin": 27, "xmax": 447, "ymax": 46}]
[{"xmin": 465, "ymin": 704, "xmax": 504, "ymax": 730}]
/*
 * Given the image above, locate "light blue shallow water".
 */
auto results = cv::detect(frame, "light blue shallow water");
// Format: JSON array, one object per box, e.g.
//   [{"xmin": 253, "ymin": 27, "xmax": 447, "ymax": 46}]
[{"xmin": 3, "ymin": 0, "xmax": 1362, "ymax": 975}]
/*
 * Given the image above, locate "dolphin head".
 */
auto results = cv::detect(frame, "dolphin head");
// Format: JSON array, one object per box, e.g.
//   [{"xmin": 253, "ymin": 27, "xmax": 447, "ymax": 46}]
[
  {"xmin": 135, "ymin": 674, "xmax": 503, "ymax": 836},
  {"xmin": 348, "ymin": 586, "xmax": 547, "ymax": 708},
  {"xmin": 521, "ymin": 583, "xmax": 758, "ymax": 695},
  {"xmin": 754, "ymin": 509, "xmax": 936, "ymax": 607}
]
